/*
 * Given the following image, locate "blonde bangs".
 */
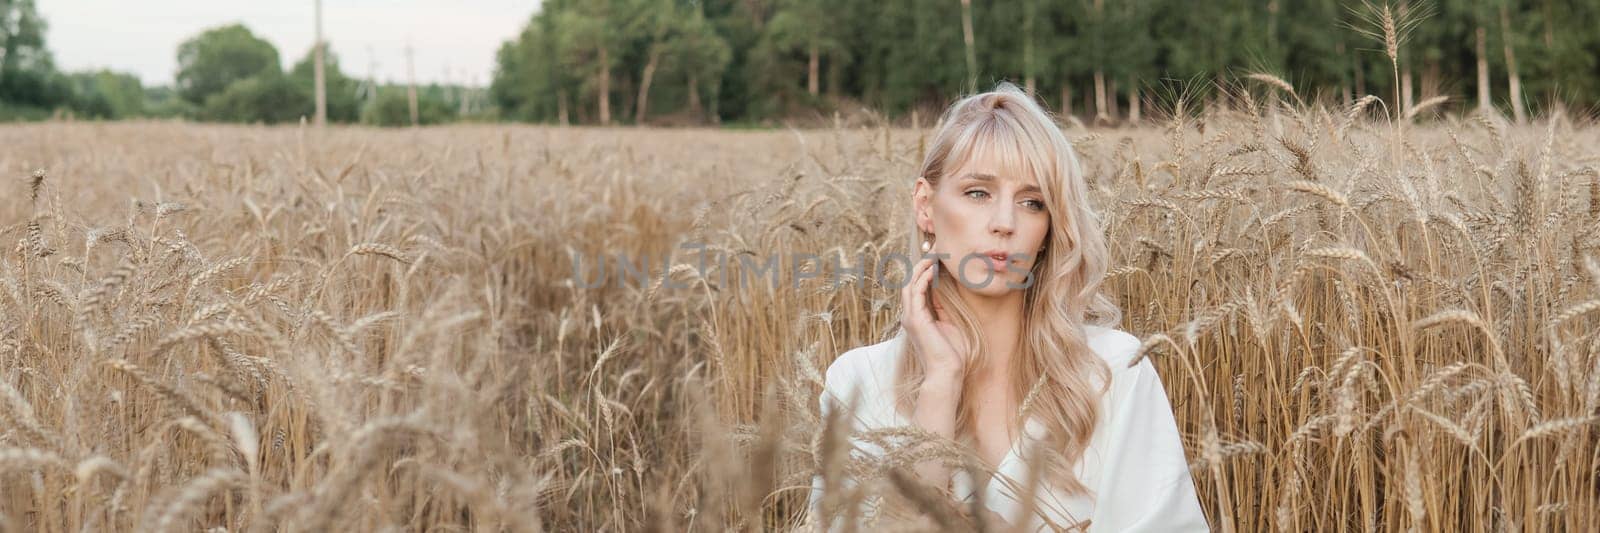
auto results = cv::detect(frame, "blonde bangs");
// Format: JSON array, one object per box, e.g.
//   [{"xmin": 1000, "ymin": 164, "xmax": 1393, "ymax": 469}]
[{"xmin": 941, "ymin": 108, "xmax": 1055, "ymax": 200}]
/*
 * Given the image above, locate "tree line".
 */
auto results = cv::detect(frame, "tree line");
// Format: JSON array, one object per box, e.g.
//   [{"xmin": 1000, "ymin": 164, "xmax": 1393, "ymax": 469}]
[
  {"xmin": 491, "ymin": 0, "xmax": 1600, "ymax": 126},
  {"xmin": 5, "ymin": 1, "xmax": 1598, "ymax": 126}
]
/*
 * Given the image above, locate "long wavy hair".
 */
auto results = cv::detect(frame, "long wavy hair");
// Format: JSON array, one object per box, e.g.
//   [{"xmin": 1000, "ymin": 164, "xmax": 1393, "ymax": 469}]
[{"xmin": 891, "ymin": 81, "xmax": 1122, "ymax": 497}]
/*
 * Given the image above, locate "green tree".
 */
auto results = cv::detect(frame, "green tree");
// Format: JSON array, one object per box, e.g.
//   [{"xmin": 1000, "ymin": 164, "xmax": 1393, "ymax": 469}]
[
  {"xmin": 1106, "ymin": 0, "xmax": 1159, "ymax": 121},
  {"xmin": 699, "ymin": 0, "xmax": 768, "ymax": 122},
  {"xmin": 625, "ymin": 0, "xmax": 732, "ymax": 124},
  {"xmin": 0, "ymin": 0, "xmax": 49, "ymax": 76},
  {"xmin": 362, "ymin": 86, "xmax": 450, "ymax": 126},
  {"xmin": 201, "ymin": 73, "xmax": 312, "ymax": 123},
  {"xmin": 0, "ymin": 0, "xmax": 72, "ymax": 114},
  {"xmin": 68, "ymin": 70, "xmax": 144, "ymax": 119},
  {"xmin": 142, "ymin": 85, "xmax": 196, "ymax": 118},
  {"xmin": 666, "ymin": 7, "xmax": 731, "ymax": 123},
  {"xmin": 291, "ymin": 45, "xmax": 359, "ymax": 122},
  {"xmin": 176, "ymin": 24, "xmax": 281, "ymax": 105},
  {"xmin": 552, "ymin": 0, "xmax": 624, "ymax": 125},
  {"xmin": 868, "ymin": 0, "xmax": 966, "ymax": 114},
  {"xmin": 756, "ymin": 0, "xmax": 847, "ymax": 100},
  {"xmin": 491, "ymin": 14, "xmax": 565, "ymax": 122},
  {"xmin": 1278, "ymin": 0, "xmax": 1354, "ymax": 104},
  {"xmin": 1152, "ymin": 0, "xmax": 1265, "ymax": 105},
  {"xmin": 625, "ymin": 0, "xmax": 677, "ymax": 123},
  {"xmin": 1520, "ymin": 0, "xmax": 1599, "ymax": 114}
]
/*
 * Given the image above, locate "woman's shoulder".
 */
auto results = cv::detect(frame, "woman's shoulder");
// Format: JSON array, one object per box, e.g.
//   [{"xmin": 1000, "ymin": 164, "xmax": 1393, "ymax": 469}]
[
  {"xmin": 1084, "ymin": 324, "xmax": 1143, "ymax": 370},
  {"xmin": 819, "ymin": 332, "xmax": 907, "ymax": 428},
  {"xmin": 823, "ymin": 331, "xmax": 905, "ymax": 391}
]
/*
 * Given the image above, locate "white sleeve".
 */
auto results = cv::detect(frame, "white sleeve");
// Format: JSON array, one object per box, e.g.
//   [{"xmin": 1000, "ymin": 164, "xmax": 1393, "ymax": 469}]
[
  {"xmin": 805, "ymin": 353, "xmax": 878, "ymax": 532},
  {"xmin": 1088, "ymin": 357, "xmax": 1211, "ymax": 532},
  {"xmin": 804, "ymin": 369, "xmax": 837, "ymax": 531}
]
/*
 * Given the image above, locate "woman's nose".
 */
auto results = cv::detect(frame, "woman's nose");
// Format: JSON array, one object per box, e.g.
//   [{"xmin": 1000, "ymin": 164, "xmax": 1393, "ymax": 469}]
[{"xmin": 989, "ymin": 203, "xmax": 1015, "ymax": 236}]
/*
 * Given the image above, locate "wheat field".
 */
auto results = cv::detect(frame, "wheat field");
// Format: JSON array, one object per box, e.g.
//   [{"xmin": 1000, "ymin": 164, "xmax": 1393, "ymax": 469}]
[{"xmin": 0, "ymin": 103, "xmax": 1597, "ymax": 532}]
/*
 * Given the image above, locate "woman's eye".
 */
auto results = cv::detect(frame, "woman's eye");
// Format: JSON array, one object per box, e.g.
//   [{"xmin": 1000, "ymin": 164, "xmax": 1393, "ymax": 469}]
[
  {"xmin": 964, "ymin": 190, "xmax": 989, "ymax": 200},
  {"xmin": 1023, "ymin": 199, "xmax": 1045, "ymax": 211}
]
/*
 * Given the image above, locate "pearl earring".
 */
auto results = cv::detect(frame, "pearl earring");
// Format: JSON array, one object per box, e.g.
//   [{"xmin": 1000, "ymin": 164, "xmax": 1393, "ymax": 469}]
[{"xmin": 921, "ymin": 240, "xmax": 932, "ymax": 253}]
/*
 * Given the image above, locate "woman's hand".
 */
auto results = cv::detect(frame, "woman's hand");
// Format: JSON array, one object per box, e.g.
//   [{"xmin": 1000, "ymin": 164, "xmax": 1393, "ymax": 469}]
[{"xmin": 900, "ymin": 255, "xmax": 968, "ymax": 379}]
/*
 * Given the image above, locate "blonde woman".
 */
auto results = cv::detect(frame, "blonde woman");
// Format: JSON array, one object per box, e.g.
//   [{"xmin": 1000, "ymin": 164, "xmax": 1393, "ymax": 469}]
[{"xmin": 805, "ymin": 82, "xmax": 1208, "ymax": 532}]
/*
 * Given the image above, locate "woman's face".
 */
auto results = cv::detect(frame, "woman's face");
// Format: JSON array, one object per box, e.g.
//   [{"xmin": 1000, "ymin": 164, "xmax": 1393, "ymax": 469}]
[{"xmin": 914, "ymin": 147, "xmax": 1051, "ymax": 297}]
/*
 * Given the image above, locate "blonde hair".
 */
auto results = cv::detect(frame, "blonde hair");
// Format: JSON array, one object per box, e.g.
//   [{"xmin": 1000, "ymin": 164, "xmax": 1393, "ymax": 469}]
[{"xmin": 892, "ymin": 80, "xmax": 1122, "ymax": 496}]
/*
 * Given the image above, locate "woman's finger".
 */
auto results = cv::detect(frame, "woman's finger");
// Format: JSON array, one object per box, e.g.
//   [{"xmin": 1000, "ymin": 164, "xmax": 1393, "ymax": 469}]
[
  {"xmin": 908, "ymin": 257, "xmax": 931, "ymax": 323},
  {"xmin": 899, "ymin": 258, "xmax": 912, "ymax": 321},
  {"xmin": 920, "ymin": 262, "xmax": 944, "ymax": 327},
  {"xmin": 929, "ymin": 276, "xmax": 946, "ymax": 322},
  {"xmin": 902, "ymin": 256, "xmax": 928, "ymax": 324}
]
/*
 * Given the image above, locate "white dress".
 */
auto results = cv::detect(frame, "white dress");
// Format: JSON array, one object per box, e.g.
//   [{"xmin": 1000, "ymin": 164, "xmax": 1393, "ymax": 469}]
[{"xmin": 805, "ymin": 325, "xmax": 1210, "ymax": 532}]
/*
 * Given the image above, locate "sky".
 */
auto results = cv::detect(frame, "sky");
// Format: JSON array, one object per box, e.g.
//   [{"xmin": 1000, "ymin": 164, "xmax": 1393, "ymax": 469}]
[{"xmin": 39, "ymin": 1, "xmax": 541, "ymax": 88}]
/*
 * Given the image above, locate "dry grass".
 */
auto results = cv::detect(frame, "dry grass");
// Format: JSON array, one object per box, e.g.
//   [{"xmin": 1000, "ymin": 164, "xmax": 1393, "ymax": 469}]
[{"xmin": 1, "ymin": 104, "xmax": 1598, "ymax": 532}]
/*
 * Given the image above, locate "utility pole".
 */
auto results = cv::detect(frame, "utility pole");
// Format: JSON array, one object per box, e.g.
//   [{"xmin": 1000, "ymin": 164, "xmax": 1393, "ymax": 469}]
[
  {"xmin": 440, "ymin": 65, "xmax": 451, "ymax": 104},
  {"xmin": 362, "ymin": 45, "xmax": 378, "ymax": 106},
  {"xmin": 406, "ymin": 41, "xmax": 418, "ymax": 126},
  {"xmin": 313, "ymin": 0, "xmax": 327, "ymax": 126}
]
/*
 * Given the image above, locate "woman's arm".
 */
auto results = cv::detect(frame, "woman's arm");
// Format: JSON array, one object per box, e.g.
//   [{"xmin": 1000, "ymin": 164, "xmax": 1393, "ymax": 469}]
[{"xmin": 909, "ymin": 368, "xmax": 963, "ymax": 489}]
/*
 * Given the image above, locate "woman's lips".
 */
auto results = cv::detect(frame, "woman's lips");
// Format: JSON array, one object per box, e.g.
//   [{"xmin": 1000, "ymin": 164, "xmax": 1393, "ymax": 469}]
[{"xmin": 984, "ymin": 253, "xmax": 1009, "ymax": 271}]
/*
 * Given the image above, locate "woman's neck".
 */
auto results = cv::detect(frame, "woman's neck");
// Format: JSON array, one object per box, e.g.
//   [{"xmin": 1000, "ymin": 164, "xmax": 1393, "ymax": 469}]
[{"xmin": 954, "ymin": 286, "xmax": 1026, "ymax": 380}]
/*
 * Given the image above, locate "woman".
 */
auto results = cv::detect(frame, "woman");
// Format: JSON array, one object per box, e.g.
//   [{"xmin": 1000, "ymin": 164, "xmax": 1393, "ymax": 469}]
[{"xmin": 805, "ymin": 82, "xmax": 1208, "ymax": 532}]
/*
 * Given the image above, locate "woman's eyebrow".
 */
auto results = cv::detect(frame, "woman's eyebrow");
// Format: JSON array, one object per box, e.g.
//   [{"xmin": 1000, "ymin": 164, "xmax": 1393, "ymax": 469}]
[{"xmin": 962, "ymin": 172, "xmax": 1041, "ymax": 193}]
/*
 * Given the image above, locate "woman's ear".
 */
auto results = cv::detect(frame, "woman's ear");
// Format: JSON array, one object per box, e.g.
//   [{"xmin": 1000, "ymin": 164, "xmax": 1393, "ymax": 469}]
[{"xmin": 913, "ymin": 178, "xmax": 933, "ymax": 234}]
